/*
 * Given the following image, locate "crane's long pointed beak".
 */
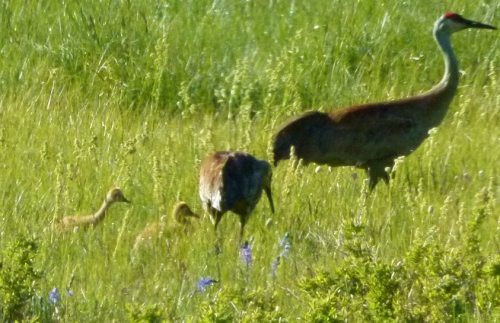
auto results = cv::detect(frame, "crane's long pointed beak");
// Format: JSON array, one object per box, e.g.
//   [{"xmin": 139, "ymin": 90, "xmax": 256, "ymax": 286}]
[
  {"xmin": 467, "ymin": 19, "xmax": 496, "ymax": 30},
  {"xmin": 264, "ymin": 186, "xmax": 275, "ymax": 214}
]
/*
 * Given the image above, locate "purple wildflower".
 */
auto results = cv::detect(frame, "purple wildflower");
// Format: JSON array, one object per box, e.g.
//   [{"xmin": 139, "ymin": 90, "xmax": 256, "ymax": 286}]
[
  {"xmin": 49, "ymin": 288, "xmax": 61, "ymax": 305},
  {"xmin": 279, "ymin": 233, "xmax": 291, "ymax": 258},
  {"xmin": 240, "ymin": 241, "xmax": 253, "ymax": 267},
  {"xmin": 197, "ymin": 277, "xmax": 217, "ymax": 293}
]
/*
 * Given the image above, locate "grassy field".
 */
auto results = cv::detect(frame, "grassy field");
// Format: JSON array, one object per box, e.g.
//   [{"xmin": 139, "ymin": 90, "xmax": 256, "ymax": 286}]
[{"xmin": 0, "ymin": 0, "xmax": 498, "ymax": 321}]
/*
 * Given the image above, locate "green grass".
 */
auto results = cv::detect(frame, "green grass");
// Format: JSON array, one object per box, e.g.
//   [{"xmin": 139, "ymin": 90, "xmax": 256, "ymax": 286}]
[{"xmin": 0, "ymin": 0, "xmax": 498, "ymax": 321}]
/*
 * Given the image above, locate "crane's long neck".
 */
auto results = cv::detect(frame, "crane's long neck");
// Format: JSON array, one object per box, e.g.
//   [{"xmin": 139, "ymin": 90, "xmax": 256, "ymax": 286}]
[
  {"xmin": 92, "ymin": 199, "xmax": 112, "ymax": 224},
  {"xmin": 435, "ymin": 31, "xmax": 459, "ymax": 94},
  {"xmin": 423, "ymin": 29, "xmax": 460, "ymax": 126}
]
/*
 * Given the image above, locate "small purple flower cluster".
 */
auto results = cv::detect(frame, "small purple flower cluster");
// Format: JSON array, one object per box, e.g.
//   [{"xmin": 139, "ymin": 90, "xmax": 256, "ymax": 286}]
[
  {"xmin": 279, "ymin": 233, "xmax": 291, "ymax": 258},
  {"xmin": 271, "ymin": 233, "xmax": 292, "ymax": 278},
  {"xmin": 240, "ymin": 241, "xmax": 253, "ymax": 267},
  {"xmin": 49, "ymin": 287, "xmax": 73, "ymax": 306},
  {"xmin": 49, "ymin": 288, "xmax": 61, "ymax": 305},
  {"xmin": 197, "ymin": 277, "xmax": 217, "ymax": 293}
]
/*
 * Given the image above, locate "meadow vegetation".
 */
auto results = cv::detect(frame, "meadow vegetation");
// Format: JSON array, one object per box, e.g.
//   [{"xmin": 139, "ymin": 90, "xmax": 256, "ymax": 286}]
[{"xmin": 0, "ymin": 0, "xmax": 498, "ymax": 321}]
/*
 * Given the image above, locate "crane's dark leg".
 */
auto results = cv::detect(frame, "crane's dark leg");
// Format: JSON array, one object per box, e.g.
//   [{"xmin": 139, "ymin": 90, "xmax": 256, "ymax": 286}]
[
  {"xmin": 238, "ymin": 215, "xmax": 248, "ymax": 245},
  {"xmin": 210, "ymin": 210, "xmax": 223, "ymax": 281},
  {"xmin": 366, "ymin": 160, "xmax": 392, "ymax": 191},
  {"xmin": 367, "ymin": 167, "xmax": 389, "ymax": 191},
  {"xmin": 211, "ymin": 211, "xmax": 223, "ymax": 255},
  {"xmin": 212, "ymin": 212, "xmax": 223, "ymax": 233}
]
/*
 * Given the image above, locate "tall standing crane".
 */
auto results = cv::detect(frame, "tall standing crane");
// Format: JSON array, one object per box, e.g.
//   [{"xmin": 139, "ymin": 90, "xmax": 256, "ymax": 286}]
[
  {"xmin": 199, "ymin": 151, "xmax": 275, "ymax": 241},
  {"xmin": 272, "ymin": 13, "xmax": 496, "ymax": 190}
]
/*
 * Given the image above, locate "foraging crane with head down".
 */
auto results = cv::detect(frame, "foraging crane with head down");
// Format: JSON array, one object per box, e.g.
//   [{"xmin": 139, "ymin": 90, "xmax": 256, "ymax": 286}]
[
  {"xmin": 199, "ymin": 151, "xmax": 275, "ymax": 241},
  {"xmin": 272, "ymin": 13, "xmax": 496, "ymax": 190}
]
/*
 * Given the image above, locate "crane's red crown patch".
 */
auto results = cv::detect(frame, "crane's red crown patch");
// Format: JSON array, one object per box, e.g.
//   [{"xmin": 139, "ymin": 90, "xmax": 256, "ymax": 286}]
[{"xmin": 444, "ymin": 12, "xmax": 461, "ymax": 20}]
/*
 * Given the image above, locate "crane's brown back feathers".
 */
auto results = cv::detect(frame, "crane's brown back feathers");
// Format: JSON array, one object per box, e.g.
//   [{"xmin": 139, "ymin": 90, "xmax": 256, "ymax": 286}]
[
  {"xmin": 199, "ymin": 151, "xmax": 274, "ymax": 239},
  {"xmin": 200, "ymin": 151, "xmax": 272, "ymax": 215},
  {"xmin": 273, "ymin": 101, "xmax": 425, "ymax": 167}
]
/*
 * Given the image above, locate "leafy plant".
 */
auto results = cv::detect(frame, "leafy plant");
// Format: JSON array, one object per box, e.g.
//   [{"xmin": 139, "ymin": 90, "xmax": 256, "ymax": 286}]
[
  {"xmin": 0, "ymin": 237, "xmax": 42, "ymax": 321},
  {"xmin": 125, "ymin": 302, "xmax": 166, "ymax": 323},
  {"xmin": 198, "ymin": 286, "xmax": 286, "ymax": 322},
  {"xmin": 299, "ymin": 210, "xmax": 498, "ymax": 322}
]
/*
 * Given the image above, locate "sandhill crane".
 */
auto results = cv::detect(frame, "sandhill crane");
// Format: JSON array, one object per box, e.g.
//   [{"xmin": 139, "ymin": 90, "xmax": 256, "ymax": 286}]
[
  {"xmin": 273, "ymin": 13, "xmax": 496, "ymax": 190},
  {"xmin": 56, "ymin": 188, "xmax": 130, "ymax": 233},
  {"xmin": 199, "ymin": 151, "xmax": 275, "ymax": 241},
  {"xmin": 133, "ymin": 201, "xmax": 199, "ymax": 250}
]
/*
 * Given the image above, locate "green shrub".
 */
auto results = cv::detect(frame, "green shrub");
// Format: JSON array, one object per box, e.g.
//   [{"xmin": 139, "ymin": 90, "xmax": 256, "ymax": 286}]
[
  {"xmin": 299, "ymin": 214, "xmax": 498, "ymax": 322},
  {"xmin": 0, "ymin": 237, "xmax": 42, "ymax": 321},
  {"xmin": 198, "ymin": 286, "xmax": 286, "ymax": 322},
  {"xmin": 125, "ymin": 302, "xmax": 166, "ymax": 323}
]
